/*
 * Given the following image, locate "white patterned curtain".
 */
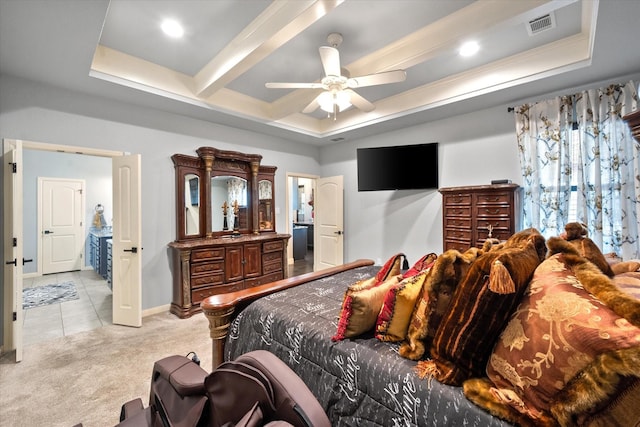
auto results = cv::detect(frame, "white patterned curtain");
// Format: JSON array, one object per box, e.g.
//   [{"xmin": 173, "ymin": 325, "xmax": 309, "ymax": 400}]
[
  {"xmin": 573, "ymin": 81, "xmax": 639, "ymax": 259},
  {"xmin": 515, "ymin": 80, "xmax": 640, "ymax": 258},
  {"xmin": 515, "ymin": 96, "xmax": 574, "ymax": 236}
]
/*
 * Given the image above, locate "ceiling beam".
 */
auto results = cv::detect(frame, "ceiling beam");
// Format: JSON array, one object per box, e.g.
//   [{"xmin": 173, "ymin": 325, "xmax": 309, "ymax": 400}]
[{"xmin": 194, "ymin": 0, "xmax": 344, "ymax": 99}]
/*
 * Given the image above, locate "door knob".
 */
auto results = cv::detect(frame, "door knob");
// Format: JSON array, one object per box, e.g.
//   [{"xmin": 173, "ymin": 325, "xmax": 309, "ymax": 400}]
[
  {"xmin": 23, "ymin": 258, "xmax": 33, "ymax": 265},
  {"xmin": 43, "ymin": 230, "xmax": 54, "ymax": 234},
  {"xmin": 5, "ymin": 259, "xmax": 17, "ymax": 266},
  {"xmin": 123, "ymin": 247, "xmax": 138, "ymax": 253},
  {"xmin": 334, "ymin": 230, "xmax": 343, "ymax": 235}
]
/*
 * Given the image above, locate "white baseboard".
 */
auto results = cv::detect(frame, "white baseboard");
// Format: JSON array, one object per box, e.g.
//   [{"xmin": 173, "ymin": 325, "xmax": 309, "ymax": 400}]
[{"xmin": 142, "ymin": 304, "xmax": 171, "ymax": 317}]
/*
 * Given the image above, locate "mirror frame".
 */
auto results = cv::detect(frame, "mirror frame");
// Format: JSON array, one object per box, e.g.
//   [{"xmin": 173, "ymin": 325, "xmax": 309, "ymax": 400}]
[
  {"xmin": 172, "ymin": 147, "xmax": 278, "ymax": 241},
  {"xmin": 172, "ymin": 154, "xmax": 205, "ymax": 241}
]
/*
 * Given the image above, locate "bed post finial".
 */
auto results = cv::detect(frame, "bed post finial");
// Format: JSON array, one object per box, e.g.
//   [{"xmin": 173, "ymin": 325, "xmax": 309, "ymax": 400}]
[{"xmin": 202, "ymin": 306, "xmax": 235, "ymax": 370}]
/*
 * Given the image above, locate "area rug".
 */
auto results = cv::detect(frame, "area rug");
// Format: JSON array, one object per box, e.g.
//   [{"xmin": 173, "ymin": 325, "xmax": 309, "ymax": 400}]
[{"xmin": 23, "ymin": 281, "xmax": 79, "ymax": 309}]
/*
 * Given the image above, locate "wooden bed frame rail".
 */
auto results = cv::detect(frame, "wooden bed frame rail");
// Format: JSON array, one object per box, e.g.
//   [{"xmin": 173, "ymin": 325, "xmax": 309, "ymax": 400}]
[{"xmin": 201, "ymin": 259, "xmax": 374, "ymax": 369}]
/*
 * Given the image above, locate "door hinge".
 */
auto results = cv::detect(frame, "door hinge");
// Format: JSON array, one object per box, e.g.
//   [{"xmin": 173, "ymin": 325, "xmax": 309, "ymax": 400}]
[
  {"xmin": 13, "ymin": 312, "xmax": 17, "ymax": 321},
  {"xmin": 13, "ymin": 237, "xmax": 17, "ymax": 247},
  {"xmin": 9, "ymin": 162, "xmax": 17, "ymax": 173}
]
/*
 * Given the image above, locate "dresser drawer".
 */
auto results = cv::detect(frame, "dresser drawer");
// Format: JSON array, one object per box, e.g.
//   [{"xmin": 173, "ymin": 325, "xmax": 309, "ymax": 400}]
[
  {"xmin": 444, "ymin": 217, "xmax": 472, "ymax": 229},
  {"xmin": 476, "ymin": 229, "xmax": 512, "ymax": 243},
  {"xmin": 444, "ymin": 206, "xmax": 472, "ymax": 217},
  {"xmin": 263, "ymin": 240, "xmax": 284, "ymax": 253},
  {"xmin": 263, "ymin": 251, "xmax": 282, "ymax": 263},
  {"xmin": 444, "ymin": 240, "xmax": 472, "ymax": 252},
  {"xmin": 474, "ymin": 205, "xmax": 512, "ymax": 217},
  {"xmin": 191, "ymin": 272, "xmax": 225, "ymax": 288},
  {"xmin": 191, "ymin": 260, "xmax": 224, "ymax": 276},
  {"xmin": 245, "ymin": 271, "xmax": 283, "ymax": 289},
  {"xmin": 263, "ymin": 258, "xmax": 283, "ymax": 274},
  {"xmin": 192, "ymin": 282, "xmax": 243, "ymax": 304},
  {"xmin": 445, "ymin": 228, "xmax": 473, "ymax": 241},
  {"xmin": 443, "ymin": 193, "xmax": 472, "ymax": 206},
  {"xmin": 474, "ymin": 192, "xmax": 512, "ymax": 205},
  {"xmin": 191, "ymin": 248, "xmax": 225, "ymax": 262},
  {"xmin": 475, "ymin": 218, "xmax": 511, "ymax": 232}
]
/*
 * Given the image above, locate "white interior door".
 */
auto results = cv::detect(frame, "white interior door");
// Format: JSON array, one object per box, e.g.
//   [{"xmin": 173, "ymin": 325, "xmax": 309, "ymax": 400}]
[
  {"xmin": 40, "ymin": 178, "xmax": 84, "ymax": 274},
  {"xmin": 3, "ymin": 139, "xmax": 23, "ymax": 362},
  {"xmin": 112, "ymin": 154, "xmax": 142, "ymax": 327},
  {"xmin": 315, "ymin": 175, "xmax": 344, "ymax": 271}
]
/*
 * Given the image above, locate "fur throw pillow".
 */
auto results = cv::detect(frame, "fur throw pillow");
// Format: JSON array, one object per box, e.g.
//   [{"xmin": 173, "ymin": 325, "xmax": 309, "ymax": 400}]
[{"xmin": 399, "ymin": 247, "xmax": 480, "ymax": 360}]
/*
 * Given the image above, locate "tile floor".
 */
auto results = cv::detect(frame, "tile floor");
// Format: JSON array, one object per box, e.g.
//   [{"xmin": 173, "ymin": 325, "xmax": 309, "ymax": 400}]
[{"xmin": 22, "ymin": 269, "xmax": 112, "ymax": 346}]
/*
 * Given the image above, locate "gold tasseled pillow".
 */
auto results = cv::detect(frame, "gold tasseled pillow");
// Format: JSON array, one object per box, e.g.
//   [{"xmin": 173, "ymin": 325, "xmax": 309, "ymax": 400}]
[
  {"xmin": 374, "ymin": 270, "xmax": 429, "ymax": 342},
  {"xmin": 332, "ymin": 253, "xmax": 406, "ymax": 341}
]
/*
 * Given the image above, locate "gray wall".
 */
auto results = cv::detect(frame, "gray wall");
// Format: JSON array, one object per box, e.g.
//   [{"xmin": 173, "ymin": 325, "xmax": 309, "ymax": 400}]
[{"xmin": 319, "ymin": 105, "xmax": 521, "ymax": 266}]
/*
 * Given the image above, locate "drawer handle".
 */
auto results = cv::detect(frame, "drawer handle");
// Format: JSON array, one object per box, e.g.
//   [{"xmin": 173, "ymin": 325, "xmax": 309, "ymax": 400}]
[
  {"xmin": 483, "ymin": 197, "xmax": 500, "ymax": 202},
  {"xmin": 484, "ymin": 209, "xmax": 501, "ymax": 214}
]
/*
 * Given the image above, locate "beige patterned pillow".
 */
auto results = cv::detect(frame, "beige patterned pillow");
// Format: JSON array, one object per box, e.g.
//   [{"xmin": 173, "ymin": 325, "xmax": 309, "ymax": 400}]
[{"xmin": 483, "ymin": 253, "xmax": 640, "ymax": 424}]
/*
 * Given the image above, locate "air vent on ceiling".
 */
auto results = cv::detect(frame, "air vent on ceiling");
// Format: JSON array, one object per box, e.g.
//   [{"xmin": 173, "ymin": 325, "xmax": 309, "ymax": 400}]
[{"xmin": 527, "ymin": 12, "xmax": 556, "ymax": 36}]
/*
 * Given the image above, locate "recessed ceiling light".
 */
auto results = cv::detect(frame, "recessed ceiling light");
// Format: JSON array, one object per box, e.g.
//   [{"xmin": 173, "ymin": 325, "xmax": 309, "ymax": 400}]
[
  {"xmin": 161, "ymin": 19, "xmax": 184, "ymax": 38},
  {"xmin": 459, "ymin": 41, "xmax": 479, "ymax": 57}
]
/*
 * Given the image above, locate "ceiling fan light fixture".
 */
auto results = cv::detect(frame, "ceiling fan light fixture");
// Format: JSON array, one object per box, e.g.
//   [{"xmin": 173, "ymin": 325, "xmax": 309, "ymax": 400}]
[{"xmin": 318, "ymin": 90, "xmax": 351, "ymax": 113}]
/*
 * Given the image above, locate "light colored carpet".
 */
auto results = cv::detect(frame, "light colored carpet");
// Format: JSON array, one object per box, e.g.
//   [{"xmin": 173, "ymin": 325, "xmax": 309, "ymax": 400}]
[
  {"xmin": 23, "ymin": 281, "xmax": 79, "ymax": 309},
  {"xmin": 0, "ymin": 311, "xmax": 212, "ymax": 427}
]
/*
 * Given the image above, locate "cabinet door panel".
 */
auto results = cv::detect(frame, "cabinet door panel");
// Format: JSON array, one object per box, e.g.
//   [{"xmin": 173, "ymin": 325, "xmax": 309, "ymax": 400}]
[
  {"xmin": 244, "ymin": 243, "xmax": 262, "ymax": 278},
  {"xmin": 225, "ymin": 246, "xmax": 244, "ymax": 283}
]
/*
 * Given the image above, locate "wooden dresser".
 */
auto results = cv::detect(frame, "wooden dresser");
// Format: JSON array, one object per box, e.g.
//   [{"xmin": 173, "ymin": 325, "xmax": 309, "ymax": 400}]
[
  {"xmin": 439, "ymin": 184, "xmax": 521, "ymax": 251},
  {"xmin": 169, "ymin": 233, "xmax": 289, "ymax": 318},
  {"xmin": 168, "ymin": 146, "xmax": 290, "ymax": 318}
]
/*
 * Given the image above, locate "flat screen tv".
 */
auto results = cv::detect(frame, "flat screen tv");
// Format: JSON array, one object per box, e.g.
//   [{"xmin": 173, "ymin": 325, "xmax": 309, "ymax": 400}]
[{"xmin": 357, "ymin": 142, "xmax": 438, "ymax": 191}]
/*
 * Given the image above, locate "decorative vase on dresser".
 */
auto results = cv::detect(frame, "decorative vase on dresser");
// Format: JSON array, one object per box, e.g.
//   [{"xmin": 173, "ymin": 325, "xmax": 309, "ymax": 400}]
[
  {"xmin": 168, "ymin": 147, "xmax": 290, "ymax": 318},
  {"xmin": 439, "ymin": 184, "xmax": 522, "ymax": 252}
]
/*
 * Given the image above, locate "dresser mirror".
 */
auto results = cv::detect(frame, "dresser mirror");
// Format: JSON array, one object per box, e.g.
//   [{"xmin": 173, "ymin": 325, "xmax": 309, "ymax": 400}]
[
  {"xmin": 172, "ymin": 147, "xmax": 277, "ymax": 240},
  {"xmin": 258, "ymin": 179, "xmax": 274, "ymax": 231},
  {"xmin": 211, "ymin": 175, "xmax": 248, "ymax": 232},
  {"xmin": 184, "ymin": 173, "xmax": 200, "ymax": 236}
]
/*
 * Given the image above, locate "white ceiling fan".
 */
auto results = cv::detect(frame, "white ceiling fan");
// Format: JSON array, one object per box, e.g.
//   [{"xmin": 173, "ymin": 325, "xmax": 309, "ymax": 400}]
[{"xmin": 265, "ymin": 33, "xmax": 406, "ymax": 119}]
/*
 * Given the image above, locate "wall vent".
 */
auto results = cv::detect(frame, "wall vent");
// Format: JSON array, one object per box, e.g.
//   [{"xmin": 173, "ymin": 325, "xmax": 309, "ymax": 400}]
[{"xmin": 527, "ymin": 12, "xmax": 556, "ymax": 36}]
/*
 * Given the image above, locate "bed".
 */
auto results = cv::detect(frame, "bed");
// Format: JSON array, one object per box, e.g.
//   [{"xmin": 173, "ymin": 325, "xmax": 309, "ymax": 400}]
[
  {"xmin": 202, "ymin": 224, "xmax": 640, "ymax": 427},
  {"xmin": 201, "ymin": 259, "xmax": 511, "ymax": 426}
]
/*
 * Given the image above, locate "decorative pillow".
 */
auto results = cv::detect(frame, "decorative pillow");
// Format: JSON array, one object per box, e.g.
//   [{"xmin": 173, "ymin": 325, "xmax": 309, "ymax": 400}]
[
  {"xmin": 375, "ymin": 270, "xmax": 429, "ymax": 342},
  {"xmin": 547, "ymin": 237, "xmax": 640, "ymax": 328},
  {"xmin": 417, "ymin": 228, "xmax": 546, "ymax": 386},
  {"xmin": 402, "ymin": 253, "xmax": 437, "ymax": 278},
  {"xmin": 613, "ymin": 271, "xmax": 640, "ymax": 299},
  {"xmin": 331, "ymin": 253, "xmax": 406, "ymax": 341},
  {"xmin": 611, "ymin": 260, "xmax": 640, "ymax": 275},
  {"xmin": 399, "ymin": 247, "xmax": 481, "ymax": 361},
  {"xmin": 559, "ymin": 222, "xmax": 615, "ymax": 277},
  {"xmin": 470, "ymin": 253, "xmax": 640, "ymax": 426}
]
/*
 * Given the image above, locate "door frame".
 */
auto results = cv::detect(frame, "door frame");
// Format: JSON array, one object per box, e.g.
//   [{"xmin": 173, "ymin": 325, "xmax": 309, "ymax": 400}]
[
  {"xmin": 2, "ymin": 139, "xmax": 135, "ymax": 360},
  {"xmin": 285, "ymin": 173, "xmax": 318, "ymax": 269}
]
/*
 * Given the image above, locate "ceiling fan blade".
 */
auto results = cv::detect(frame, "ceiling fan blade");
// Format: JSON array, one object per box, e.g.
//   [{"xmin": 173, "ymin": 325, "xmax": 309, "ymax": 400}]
[
  {"xmin": 347, "ymin": 70, "xmax": 406, "ymax": 88},
  {"xmin": 302, "ymin": 96, "xmax": 320, "ymax": 114},
  {"xmin": 265, "ymin": 82, "xmax": 324, "ymax": 89},
  {"xmin": 319, "ymin": 46, "xmax": 341, "ymax": 77},
  {"xmin": 346, "ymin": 89, "xmax": 375, "ymax": 112}
]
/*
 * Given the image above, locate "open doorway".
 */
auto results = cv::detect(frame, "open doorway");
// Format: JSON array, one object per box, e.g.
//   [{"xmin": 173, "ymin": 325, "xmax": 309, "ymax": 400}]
[
  {"xmin": 23, "ymin": 148, "xmax": 113, "ymax": 346},
  {"xmin": 5, "ymin": 139, "xmax": 142, "ymax": 362},
  {"xmin": 286, "ymin": 174, "xmax": 316, "ymax": 275}
]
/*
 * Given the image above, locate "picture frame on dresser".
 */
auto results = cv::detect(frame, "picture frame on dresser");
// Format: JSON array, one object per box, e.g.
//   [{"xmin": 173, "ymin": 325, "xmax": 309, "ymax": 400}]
[{"xmin": 168, "ymin": 147, "xmax": 290, "ymax": 318}]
